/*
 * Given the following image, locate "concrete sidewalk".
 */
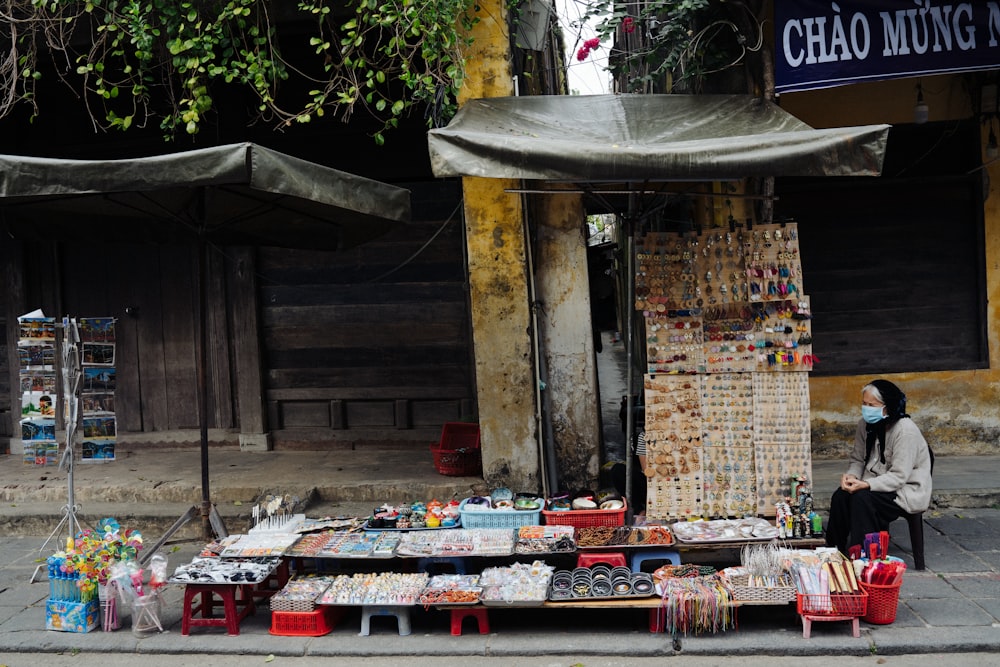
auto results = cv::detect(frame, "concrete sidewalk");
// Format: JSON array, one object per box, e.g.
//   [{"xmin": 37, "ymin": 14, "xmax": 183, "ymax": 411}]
[
  {"xmin": 1, "ymin": 445, "xmax": 998, "ymax": 537},
  {"xmin": 0, "ymin": 509, "xmax": 999, "ymax": 659},
  {"xmin": 0, "ymin": 447, "xmax": 998, "ymax": 657}
]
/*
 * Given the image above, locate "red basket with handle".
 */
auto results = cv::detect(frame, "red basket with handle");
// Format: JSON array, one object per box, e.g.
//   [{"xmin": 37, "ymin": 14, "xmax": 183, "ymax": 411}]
[
  {"xmin": 430, "ymin": 422, "xmax": 482, "ymax": 476},
  {"xmin": 859, "ymin": 581, "xmax": 901, "ymax": 624}
]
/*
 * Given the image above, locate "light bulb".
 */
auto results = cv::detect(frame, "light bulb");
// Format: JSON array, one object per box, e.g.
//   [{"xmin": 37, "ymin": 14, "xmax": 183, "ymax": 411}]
[{"xmin": 914, "ymin": 84, "xmax": 929, "ymax": 124}]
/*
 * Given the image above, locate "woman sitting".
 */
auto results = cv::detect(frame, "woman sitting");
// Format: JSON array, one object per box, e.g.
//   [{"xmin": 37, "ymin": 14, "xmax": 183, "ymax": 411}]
[{"xmin": 825, "ymin": 379, "xmax": 933, "ymax": 556}]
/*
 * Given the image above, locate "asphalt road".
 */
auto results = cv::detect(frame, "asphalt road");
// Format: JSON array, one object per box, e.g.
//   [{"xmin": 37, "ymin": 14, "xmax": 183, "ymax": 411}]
[{"xmin": 0, "ymin": 653, "xmax": 997, "ymax": 667}]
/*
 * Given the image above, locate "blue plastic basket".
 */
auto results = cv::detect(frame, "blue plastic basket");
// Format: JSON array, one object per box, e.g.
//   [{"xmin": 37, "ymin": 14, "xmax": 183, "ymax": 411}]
[{"xmin": 458, "ymin": 498, "xmax": 541, "ymax": 529}]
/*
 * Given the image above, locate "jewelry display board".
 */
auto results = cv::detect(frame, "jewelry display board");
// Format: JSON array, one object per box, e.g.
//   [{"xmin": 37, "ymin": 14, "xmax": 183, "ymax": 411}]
[
  {"xmin": 637, "ymin": 223, "xmax": 813, "ymax": 521},
  {"xmin": 643, "ymin": 374, "xmax": 704, "ymax": 521}
]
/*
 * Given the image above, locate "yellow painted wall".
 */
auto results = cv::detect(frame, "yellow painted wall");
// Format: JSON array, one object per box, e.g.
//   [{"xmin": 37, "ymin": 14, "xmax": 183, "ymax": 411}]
[
  {"xmin": 458, "ymin": 0, "xmax": 542, "ymax": 490},
  {"xmin": 781, "ymin": 73, "xmax": 1000, "ymax": 458}
]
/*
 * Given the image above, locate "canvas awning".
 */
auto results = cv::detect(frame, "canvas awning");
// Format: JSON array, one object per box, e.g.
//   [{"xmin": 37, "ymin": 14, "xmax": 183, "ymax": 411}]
[
  {"xmin": 0, "ymin": 142, "xmax": 410, "ymax": 250},
  {"xmin": 428, "ymin": 94, "xmax": 889, "ymax": 181},
  {"xmin": 0, "ymin": 141, "xmax": 411, "ymax": 540}
]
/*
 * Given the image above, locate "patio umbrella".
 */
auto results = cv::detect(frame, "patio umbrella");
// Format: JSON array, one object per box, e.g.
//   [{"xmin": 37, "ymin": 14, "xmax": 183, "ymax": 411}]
[{"xmin": 1, "ymin": 142, "xmax": 412, "ymax": 538}]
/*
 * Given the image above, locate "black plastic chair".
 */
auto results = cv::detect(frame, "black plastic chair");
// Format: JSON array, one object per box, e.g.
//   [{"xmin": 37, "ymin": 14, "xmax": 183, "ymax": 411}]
[
  {"xmin": 900, "ymin": 445, "xmax": 934, "ymax": 571},
  {"xmin": 903, "ymin": 511, "xmax": 926, "ymax": 570}
]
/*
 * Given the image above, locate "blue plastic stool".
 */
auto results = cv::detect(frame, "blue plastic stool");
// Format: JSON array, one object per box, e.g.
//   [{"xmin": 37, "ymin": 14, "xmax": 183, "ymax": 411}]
[{"xmin": 630, "ymin": 548, "xmax": 681, "ymax": 573}]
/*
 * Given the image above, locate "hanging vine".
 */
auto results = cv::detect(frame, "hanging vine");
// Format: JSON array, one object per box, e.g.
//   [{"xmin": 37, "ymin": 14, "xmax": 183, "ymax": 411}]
[{"xmin": 0, "ymin": 0, "xmax": 479, "ymax": 143}]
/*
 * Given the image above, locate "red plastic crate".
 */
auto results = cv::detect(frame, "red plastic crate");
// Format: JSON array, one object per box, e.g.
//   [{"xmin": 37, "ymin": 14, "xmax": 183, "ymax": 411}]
[
  {"xmin": 430, "ymin": 422, "xmax": 482, "ymax": 476},
  {"xmin": 269, "ymin": 606, "xmax": 343, "ymax": 637},
  {"xmin": 431, "ymin": 445, "xmax": 482, "ymax": 476},
  {"xmin": 542, "ymin": 500, "xmax": 627, "ymax": 528},
  {"xmin": 439, "ymin": 422, "xmax": 481, "ymax": 450},
  {"xmin": 796, "ymin": 591, "xmax": 868, "ymax": 617}
]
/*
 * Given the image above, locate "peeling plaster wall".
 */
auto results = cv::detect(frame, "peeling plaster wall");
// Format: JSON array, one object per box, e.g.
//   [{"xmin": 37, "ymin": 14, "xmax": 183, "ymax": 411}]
[
  {"xmin": 534, "ymin": 193, "xmax": 602, "ymax": 492},
  {"xmin": 457, "ymin": 2, "xmax": 541, "ymax": 491},
  {"xmin": 782, "ymin": 74, "xmax": 1000, "ymax": 459}
]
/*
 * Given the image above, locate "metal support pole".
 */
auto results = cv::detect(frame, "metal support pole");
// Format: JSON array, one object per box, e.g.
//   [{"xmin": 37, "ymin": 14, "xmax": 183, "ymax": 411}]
[
  {"xmin": 198, "ymin": 236, "xmax": 212, "ymax": 541},
  {"xmin": 623, "ymin": 211, "xmax": 637, "ymax": 514}
]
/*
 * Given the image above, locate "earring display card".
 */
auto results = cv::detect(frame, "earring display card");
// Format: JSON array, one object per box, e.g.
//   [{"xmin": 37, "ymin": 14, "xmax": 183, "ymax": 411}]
[
  {"xmin": 645, "ymin": 314, "xmax": 705, "ymax": 374},
  {"xmin": 634, "ymin": 223, "xmax": 813, "ymax": 519},
  {"xmin": 751, "ymin": 296, "xmax": 814, "ymax": 372},
  {"xmin": 743, "ymin": 224, "xmax": 803, "ymax": 303},
  {"xmin": 702, "ymin": 445, "xmax": 757, "ymax": 518},
  {"xmin": 701, "ymin": 372, "xmax": 754, "ymax": 449},
  {"xmin": 753, "ymin": 442, "xmax": 813, "ymax": 516},
  {"xmin": 752, "ymin": 372, "xmax": 811, "ymax": 445},
  {"xmin": 702, "ymin": 306, "xmax": 756, "ymax": 373},
  {"xmin": 643, "ymin": 374, "xmax": 704, "ymax": 521}
]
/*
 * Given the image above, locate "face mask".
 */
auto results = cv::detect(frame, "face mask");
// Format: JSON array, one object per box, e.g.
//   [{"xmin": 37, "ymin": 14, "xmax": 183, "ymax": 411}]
[{"xmin": 862, "ymin": 405, "xmax": 885, "ymax": 424}]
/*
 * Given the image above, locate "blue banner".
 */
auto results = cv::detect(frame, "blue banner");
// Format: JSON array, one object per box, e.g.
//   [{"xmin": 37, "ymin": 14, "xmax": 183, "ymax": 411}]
[{"xmin": 775, "ymin": 1, "xmax": 1000, "ymax": 94}]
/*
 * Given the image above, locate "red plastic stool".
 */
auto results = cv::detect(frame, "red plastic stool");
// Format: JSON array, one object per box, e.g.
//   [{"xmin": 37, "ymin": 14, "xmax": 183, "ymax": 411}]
[
  {"xmin": 801, "ymin": 613, "xmax": 861, "ymax": 638},
  {"xmin": 576, "ymin": 551, "xmax": 627, "ymax": 569},
  {"xmin": 649, "ymin": 607, "xmax": 665, "ymax": 633},
  {"xmin": 251, "ymin": 559, "xmax": 290, "ymax": 600},
  {"xmin": 181, "ymin": 583, "xmax": 256, "ymax": 636},
  {"xmin": 450, "ymin": 607, "xmax": 490, "ymax": 636}
]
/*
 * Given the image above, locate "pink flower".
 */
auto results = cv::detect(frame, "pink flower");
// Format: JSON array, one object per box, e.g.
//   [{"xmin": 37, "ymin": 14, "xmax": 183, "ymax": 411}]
[
  {"xmin": 576, "ymin": 47, "xmax": 590, "ymax": 61},
  {"xmin": 584, "ymin": 37, "xmax": 600, "ymax": 50},
  {"xmin": 623, "ymin": 17, "xmax": 635, "ymax": 33}
]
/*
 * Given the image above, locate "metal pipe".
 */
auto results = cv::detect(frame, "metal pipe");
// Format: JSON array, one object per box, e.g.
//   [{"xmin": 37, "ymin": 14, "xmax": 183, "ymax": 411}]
[
  {"xmin": 198, "ymin": 235, "xmax": 212, "ymax": 540},
  {"xmin": 623, "ymin": 191, "xmax": 638, "ymax": 516}
]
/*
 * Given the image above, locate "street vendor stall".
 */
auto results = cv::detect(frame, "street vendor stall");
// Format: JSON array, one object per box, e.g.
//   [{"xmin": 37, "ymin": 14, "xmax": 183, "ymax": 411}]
[
  {"xmin": 146, "ymin": 491, "xmax": 841, "ymax": 639},
  {"xmin": 427, "ymin": 94, "xmax": 890, "ymax": 515}
]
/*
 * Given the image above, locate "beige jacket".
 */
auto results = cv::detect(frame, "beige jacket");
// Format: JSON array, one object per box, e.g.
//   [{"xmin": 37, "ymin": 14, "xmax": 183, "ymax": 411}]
[{"xmin": 846, "ymin": 417, "xmax": 933, "ymax": 514}]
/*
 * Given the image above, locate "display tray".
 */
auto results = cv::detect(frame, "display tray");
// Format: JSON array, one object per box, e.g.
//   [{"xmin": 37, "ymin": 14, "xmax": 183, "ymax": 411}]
[
  {"xmin": 316, "ymin": 550, "xmax": 398, "ymax": 559},
  {"xmin": 548, "ymin": 592, "xmax": 656, "ymax": 602},
  {"xmin": 574, "ymin": 526, "xmax": 674, "ymax": 549},
  {"xmin": 514, "ymin": 546, "xmax": 577, "ymax": 555},
  {"xmin": 669, "ymin": 519, "xmax": 778, "ymax": 543},
  {"xmin": 420, "ymin": 598, "xmax": 482, "ymax": 607},
  {"xmin": 362, "ymin": 520, "xmax": 461, "ymax": 531},
  {"xmin": 480, "ymin": 598, "xmax": 546, "ymax": 607},
  {"xmin": 168, "ymin": 556, "xmax": 281, "ymax": 585},
  {"xmin": 315, "ymin": 531, "xmax": 401, "ymax": 558}
]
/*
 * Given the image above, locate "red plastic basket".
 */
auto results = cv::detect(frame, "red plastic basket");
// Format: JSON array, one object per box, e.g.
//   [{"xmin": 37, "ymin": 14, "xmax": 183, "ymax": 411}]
[
  {"xmin": 859, "ymin": 581, "xmax": 901, "ymax": 624},
  {"xmin": 430, "ymin": 422, "xmax": 482, "ymax": 476},
  {"xmin": 439, "ymin": 422, "xmax": 481, "ymax": 450},
  {"xmin": 796, "ymin": 591, "xmax": 868, "ymax": 617},
  {"xmin": 430, "ymin": 445, "xmax": 482, "ymax": 476},
  {"xmin": 541, "ymin": 500, "xmax": 627, "ymax": 528},
  {"xmin": 269, "ymin": 606, "xmax": 343, "ymax": 636}
]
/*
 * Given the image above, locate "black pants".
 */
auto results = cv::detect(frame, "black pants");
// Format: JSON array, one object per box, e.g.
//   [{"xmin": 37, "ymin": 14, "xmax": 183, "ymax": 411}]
[
  {"xmin": 610, "ymin": 457, "xmax": 647, "ymax": 514},
  {"xmin": 825, "ymin": 487, "xmax": 904, "ymax": 554}
]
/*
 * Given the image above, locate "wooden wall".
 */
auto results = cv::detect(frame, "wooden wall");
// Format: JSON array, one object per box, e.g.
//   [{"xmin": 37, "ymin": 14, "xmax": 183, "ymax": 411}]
[
  {"xmin": 258, "ymin": 181, "xmax": 476, "ymax": 447},
  {"xmin": 0, "ymin": 180, "xmax": 476, "ymax": 451}
]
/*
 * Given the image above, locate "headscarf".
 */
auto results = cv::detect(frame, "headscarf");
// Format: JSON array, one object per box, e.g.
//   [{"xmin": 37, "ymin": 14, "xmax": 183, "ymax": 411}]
[{"xmin": 865, "ymin": 379, "xmax": 909, "ymax": 465}]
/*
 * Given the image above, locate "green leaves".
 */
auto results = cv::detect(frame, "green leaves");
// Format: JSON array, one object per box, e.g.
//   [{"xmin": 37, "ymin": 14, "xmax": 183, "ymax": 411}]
[
  {"xmin": 584, "ymin": 0, "xmax": 760, "ymax": 94},
  {"xmin": 6, "ymin": 0, "xmax": 476, "ymax": 142}
]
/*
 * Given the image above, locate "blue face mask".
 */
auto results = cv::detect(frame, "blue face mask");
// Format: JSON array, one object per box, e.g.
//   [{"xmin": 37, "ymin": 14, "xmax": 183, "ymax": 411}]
[{"xmin": 862, "ymin": 405, "xmax": 885, "ymax": 424}]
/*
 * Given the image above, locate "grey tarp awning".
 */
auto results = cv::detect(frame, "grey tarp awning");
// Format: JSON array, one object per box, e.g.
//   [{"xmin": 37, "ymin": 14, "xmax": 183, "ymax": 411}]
[
  {"xmin": 0, "ymin": 142, "xmax": 410, "ymax": 249},
  {"xmin": 428, "ymin": 94, "xmax": 889, "ymax": 181},
  {"xmin": 0, "ymin": 141, "xmax": 411, "ymax": 540}
]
